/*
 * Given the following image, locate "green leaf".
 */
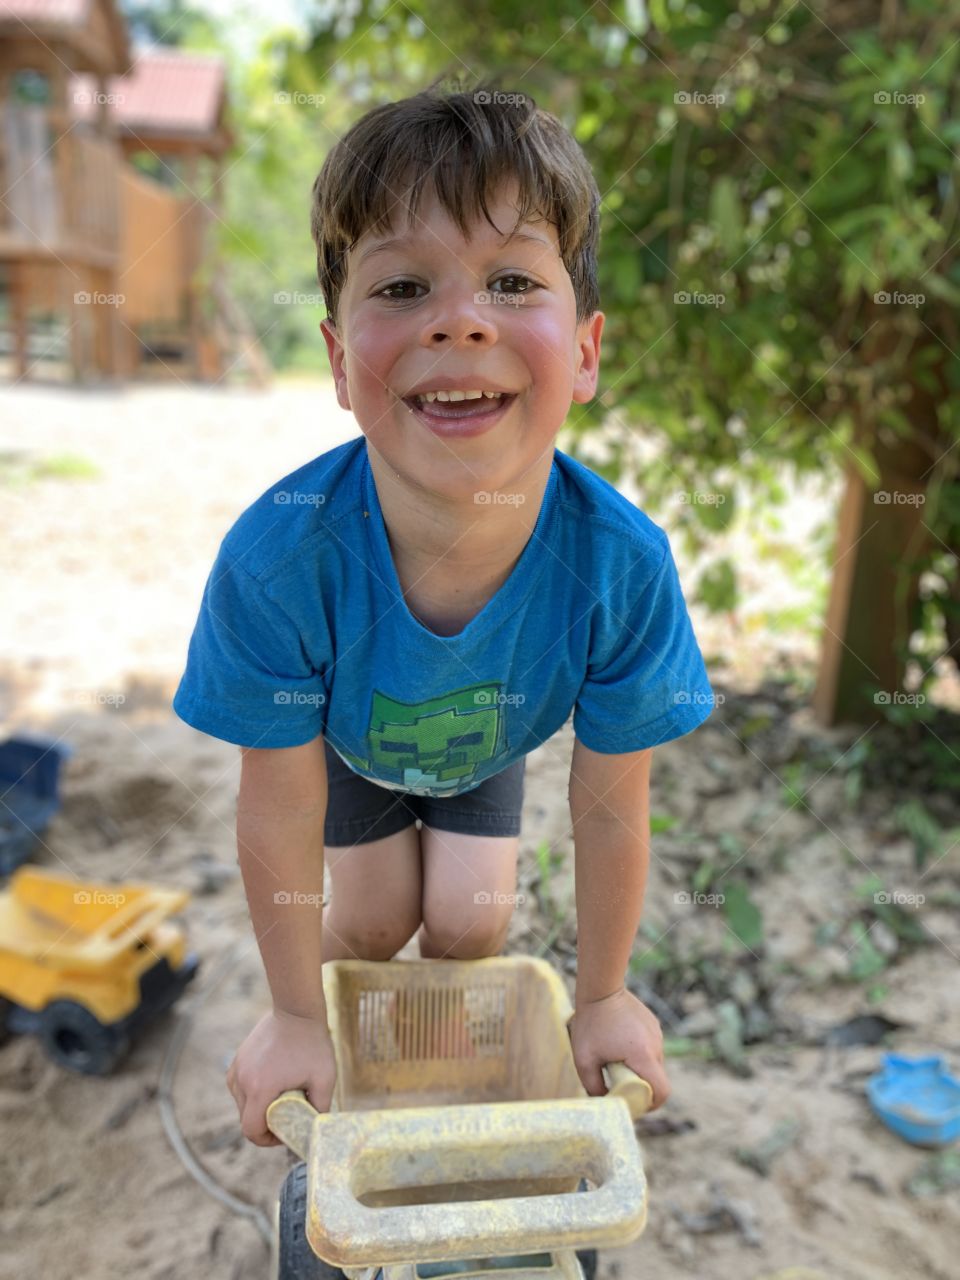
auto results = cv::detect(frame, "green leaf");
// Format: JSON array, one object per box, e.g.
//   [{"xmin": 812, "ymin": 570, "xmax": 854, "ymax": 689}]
[
  {"xmin": 709, "ymin": 175, "xmax": 742, "ymax": 256},
  {"xmin": 722, "ymin": 881, "xmax": 764, "ymax": 952},
  {"xmin": 712, "ymin": 998, "xmax": 748, "ymax": 1071},
  {"xmin": 692, "ymin": 488, "xmax": 736, "ymax": 532},
  {"xmin": 650, "ymin": 813, "xmax": 679, "ymax": 834},
  {"xmin": 849, "ymin": 445, "xmax": 880, "ymax": 487},
  {"xmin": 847, "ymin": 921, "xmax": 887, "ymax": 981},
  {"xmin": 888, "ymin": 137, "xmax": 914, "ymax": 182},
  {"xmin": 698, "ymin": 558, "xmax": 738, "ymax": 612}
]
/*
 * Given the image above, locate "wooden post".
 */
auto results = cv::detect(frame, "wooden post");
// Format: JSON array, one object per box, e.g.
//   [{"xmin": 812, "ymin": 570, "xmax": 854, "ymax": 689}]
[
  {"xmin": 184, "ymin": 150, "xmax": 204, "ymax": 380},
  {"xmin": 10, "ymin": 259, "xmax": 29, "ymax": 379},
  {"xmin": 812, "ymin": 313, "xmax": 951, "ymax": 727}
]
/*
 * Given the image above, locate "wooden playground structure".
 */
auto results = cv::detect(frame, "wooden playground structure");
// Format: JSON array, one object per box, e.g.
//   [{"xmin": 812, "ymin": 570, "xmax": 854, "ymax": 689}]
[{"xmin": 0, "ymin": 0, "xmax": 269, "ymax": 384}]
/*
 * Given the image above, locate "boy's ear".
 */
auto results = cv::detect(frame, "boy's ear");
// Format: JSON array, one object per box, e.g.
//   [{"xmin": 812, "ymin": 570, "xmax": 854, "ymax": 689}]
[
  {"xmin": 571, "ymin": 310, "xmax": 605, "ymax": 405},
  {"xmin": 319, "ymin": 316, "xmax": 351, "ymax": 411}
]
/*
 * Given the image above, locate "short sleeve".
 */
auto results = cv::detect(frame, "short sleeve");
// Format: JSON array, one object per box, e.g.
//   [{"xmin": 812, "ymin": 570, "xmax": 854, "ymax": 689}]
[
  {"xmin": 573, "ymin": 536, "xmax": 716, "ymax": 752},
  {"xmin": 172, "ymin": 541, "xmax": 328, "ymax": 748}
]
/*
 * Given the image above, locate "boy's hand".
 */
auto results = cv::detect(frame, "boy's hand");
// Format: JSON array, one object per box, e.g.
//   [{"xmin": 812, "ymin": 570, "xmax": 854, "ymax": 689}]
[
  {"xmin": 226, "ymin": 1008, "xmax": 337, "ymax": 1146},
  {"xmin": 567, "ymin": 987, "xmax": 670, "ymax": 1111}
]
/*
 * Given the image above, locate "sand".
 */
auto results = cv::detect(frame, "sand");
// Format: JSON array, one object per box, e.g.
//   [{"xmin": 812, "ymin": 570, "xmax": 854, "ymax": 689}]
[{"xmin": 1, "ymin": 378, "xmax": 957, "ymax": 1280}]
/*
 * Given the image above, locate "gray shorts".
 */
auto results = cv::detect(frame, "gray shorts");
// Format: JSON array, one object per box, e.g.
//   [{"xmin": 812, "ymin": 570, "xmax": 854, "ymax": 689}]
[{"xmin": 322, "ymin": 737, "xmax": 525, "ymax": 846}]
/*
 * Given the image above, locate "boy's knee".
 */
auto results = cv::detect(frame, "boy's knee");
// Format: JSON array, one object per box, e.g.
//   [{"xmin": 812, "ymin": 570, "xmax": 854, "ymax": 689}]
[
  {"xmin": 420, "ymin": 902, "xmax": 512, "ymax": 959},
  {"xmin": 334, "ymin": 905, "xmax": 421, "ymax": 961}
]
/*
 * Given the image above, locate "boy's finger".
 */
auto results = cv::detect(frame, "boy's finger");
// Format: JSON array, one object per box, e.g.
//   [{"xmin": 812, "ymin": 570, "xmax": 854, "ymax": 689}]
[
  {"xmin": 637, "ymin": 1060, "xmax": 671, "ymax": 1110},
  {"xmin": 575, "ymin": 1056, "xmax": 607, "ymax": 1096}
]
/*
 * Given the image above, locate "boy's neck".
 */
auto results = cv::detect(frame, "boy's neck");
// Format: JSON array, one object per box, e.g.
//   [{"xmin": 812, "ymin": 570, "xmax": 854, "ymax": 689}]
[{"xmin": 365, "ymin": 443, "xmax": 555, "ymax": 577}]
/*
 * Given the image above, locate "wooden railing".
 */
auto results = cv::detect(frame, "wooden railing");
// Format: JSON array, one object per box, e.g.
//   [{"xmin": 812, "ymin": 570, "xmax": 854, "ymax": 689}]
[{"xmin": 1, "ymin": 105, "xmax": 119, "ymax": 263}]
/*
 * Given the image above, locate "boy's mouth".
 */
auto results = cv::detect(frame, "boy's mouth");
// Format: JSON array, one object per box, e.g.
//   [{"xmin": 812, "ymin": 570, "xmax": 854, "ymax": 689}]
[{"xmin": 400, "ymin": 389, "xmax": 518, "ymax": 438}]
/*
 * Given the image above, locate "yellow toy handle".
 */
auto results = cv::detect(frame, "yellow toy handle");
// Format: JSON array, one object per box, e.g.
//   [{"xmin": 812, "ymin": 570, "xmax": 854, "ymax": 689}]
[
  {"xmin": 604, "ymin": 1061, "xmax": 654, "ymax": 1119},
  {"xmin": 266, "ymin": 1056, "xmax": 653, "ymax": 1157}
]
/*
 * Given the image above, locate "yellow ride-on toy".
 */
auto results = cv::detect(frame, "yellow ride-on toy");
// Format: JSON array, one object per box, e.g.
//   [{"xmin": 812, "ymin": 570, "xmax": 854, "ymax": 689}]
[
  {"xmin": 268, "ymin": 956, "xmax": 653, "ymax": 1280},
  {"xmin": 0, "ymin": 866, "xmax": 199, "ymax": 1074}
]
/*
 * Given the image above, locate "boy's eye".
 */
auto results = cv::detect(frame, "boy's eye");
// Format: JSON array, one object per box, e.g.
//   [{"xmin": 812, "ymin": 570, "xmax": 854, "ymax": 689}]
[
  {"xmin": 378, "ymin": 280, "xmax": 423, "ymax": 302},
  {"xmin": 375, "ymin": 275, "xmax": 540, "ymax": 303},
  {"xmin": 491, "ymin": 274, "xmax": 537, "ymax": 295}
]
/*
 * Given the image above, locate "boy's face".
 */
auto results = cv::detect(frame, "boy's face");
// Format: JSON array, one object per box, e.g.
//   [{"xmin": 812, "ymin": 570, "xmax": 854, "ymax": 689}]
[{"xmin": 320, "ymin": 178, "xmax": 604, "ymax": 501}]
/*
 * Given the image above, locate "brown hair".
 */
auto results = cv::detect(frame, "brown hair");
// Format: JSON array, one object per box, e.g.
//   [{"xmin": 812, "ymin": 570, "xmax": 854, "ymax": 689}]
[{"xmin": 309, "ymin": 79, "xmax": 601, "ymax": 327}]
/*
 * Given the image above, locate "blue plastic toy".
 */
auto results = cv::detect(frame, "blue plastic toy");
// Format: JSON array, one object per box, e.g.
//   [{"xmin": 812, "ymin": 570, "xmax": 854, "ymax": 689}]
[
  {"xmin": 0, "ymin": 734, "xmax": 73, "ymax": 877},
  {"xmin": 867, "ymin": 1052, "xmax": 960, "ymax": 1147}
]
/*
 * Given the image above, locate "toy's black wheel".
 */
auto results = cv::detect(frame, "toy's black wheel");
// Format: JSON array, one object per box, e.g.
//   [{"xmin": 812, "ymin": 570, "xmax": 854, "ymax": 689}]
[
  {"xmin": 38, "ymin": 1000, "xmax": 129, "ymax": 1075},
  {"xmin": 277, "ymin": 1165, "xmax": 595, "ymax": 1279},
  {"xmin": 576, "ymin": 1248, "xmax": 598, "ymax": 1278},
  {"xmin": 575, "ymin": 1176, "xmax": 598, "ymax": 1279},
  {"xmin": 278, "ymin": 1161, "xmax": 348, "ymax": 1279}
]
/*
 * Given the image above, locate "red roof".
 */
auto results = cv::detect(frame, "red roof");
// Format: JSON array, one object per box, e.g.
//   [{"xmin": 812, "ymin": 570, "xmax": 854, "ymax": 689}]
[{"xmin": 71, "ymin": 48, "xmax": 228, "ymax": 138}]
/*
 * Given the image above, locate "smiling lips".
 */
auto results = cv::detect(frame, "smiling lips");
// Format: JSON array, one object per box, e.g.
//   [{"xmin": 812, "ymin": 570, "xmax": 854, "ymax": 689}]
[
  {"xmin": 402, "ymin": 387, "xmax": 518, "ymax": 422},
  {"xmin": 400, "ymin": 386, "xmax": 518, "ymax": 437}
]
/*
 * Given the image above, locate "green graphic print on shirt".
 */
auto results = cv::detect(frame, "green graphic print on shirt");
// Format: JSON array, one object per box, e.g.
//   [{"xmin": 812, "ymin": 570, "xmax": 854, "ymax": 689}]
[{"xmin": 336, "ymin": 682, "xmax": 506, "ymax": 794}]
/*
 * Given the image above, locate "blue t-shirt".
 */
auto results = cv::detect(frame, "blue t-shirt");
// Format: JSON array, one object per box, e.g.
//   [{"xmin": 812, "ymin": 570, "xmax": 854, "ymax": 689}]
[{"xmin": 172, "ymin": 437, "xmax": 715, "ymax": 796}]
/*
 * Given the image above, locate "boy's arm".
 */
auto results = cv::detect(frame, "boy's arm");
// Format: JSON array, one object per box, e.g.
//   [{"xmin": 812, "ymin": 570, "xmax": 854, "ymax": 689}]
[
  {"xmin": 568, "ymin": 738, "xmax": 653, "ymax": 1005},
  {"xmin": 236, "ymin": 736, "xmax": 329, "ymax": 1020},
  {"xmin": 567, "ymin": 738, "xmax": 670, "ymax": 1108}
]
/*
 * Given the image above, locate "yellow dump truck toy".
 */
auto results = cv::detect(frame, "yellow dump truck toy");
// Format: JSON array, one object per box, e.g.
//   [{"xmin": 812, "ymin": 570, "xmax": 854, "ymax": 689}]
[
  {"xmin": 268, "ymin": 956, "xmax": 654, "ymax": 1280},
  {"xmin": 0, "ymin": 866, "xmax": 199, "ymax": 1074}
]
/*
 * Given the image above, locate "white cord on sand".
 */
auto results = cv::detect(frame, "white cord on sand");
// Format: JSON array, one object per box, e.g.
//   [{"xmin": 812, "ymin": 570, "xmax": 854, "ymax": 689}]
[{"xmin": 157, "ymin": 941, "xmax": 274, "ymax": 1244}]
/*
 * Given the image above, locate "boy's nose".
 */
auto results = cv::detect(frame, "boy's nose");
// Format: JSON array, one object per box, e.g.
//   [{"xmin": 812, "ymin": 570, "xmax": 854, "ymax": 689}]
[{"xmin": 421, "ymin": 296, "xmax": 498, "ymax": 346}]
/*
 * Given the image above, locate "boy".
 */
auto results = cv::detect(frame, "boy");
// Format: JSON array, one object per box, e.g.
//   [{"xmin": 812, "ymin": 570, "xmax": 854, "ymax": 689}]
[{"xmin": 172, "ymin": 83, "xmax": 715, "ymax": 1146}]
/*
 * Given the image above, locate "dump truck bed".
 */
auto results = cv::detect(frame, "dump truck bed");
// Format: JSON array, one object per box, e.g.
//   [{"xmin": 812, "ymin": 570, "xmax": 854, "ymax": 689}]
[{"xmin": 0, "ymin": 866, "xmax": 190, "ymax": 969}]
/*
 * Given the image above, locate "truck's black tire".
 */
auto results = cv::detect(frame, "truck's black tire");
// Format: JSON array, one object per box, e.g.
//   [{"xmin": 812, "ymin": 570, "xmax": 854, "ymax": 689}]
[
  {"xmin": 38, "ymin": 1000, "xmax": 129, "ymax": 1075},
  {"xmin": 278, "ymin": 1162, "xmax": 348, "ymax": 1280}
]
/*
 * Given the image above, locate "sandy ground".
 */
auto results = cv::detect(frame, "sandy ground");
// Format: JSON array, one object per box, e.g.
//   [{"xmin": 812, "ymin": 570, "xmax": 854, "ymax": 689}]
[{"xmin": 1, "ymin": 378, "xmax": 958, "ymax": 1280}]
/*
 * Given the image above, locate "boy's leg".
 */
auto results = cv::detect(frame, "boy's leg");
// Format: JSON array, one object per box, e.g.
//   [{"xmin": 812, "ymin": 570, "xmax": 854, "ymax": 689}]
[
  {"xmin": 417, "ymin": 827, "xmax": 520, "ymax": 959},
  {"xmin": 320, "ymin": 735, "xmax": 424, "ymax": 964},
  {"xmin": 321, "ymin": 824, "xmax": 423, "ymax": 963}
]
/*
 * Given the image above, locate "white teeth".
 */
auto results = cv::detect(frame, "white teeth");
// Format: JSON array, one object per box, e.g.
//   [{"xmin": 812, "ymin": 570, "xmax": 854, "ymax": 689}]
[{"xmin": 415, "ymin": 389, "xmax": 505, "ymax": 403}]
